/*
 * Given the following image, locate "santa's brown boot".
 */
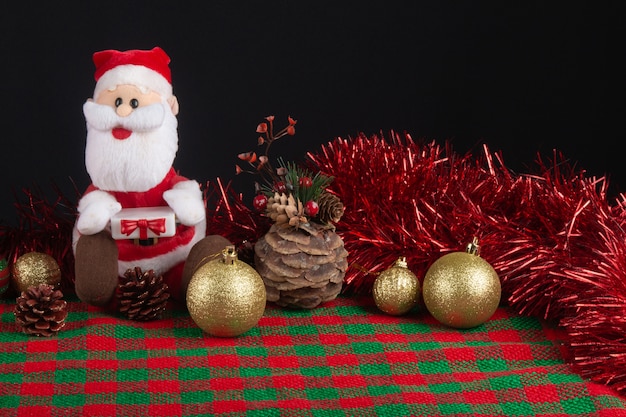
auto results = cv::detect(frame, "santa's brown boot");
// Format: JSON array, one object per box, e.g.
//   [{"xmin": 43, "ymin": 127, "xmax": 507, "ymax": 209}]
[
  {"xmin": 180, "ymin": 235, "xmax": 231, "ymax": 300},
  {"xmin": 74, "ymin": 231, "xmax": 119, "ymax": 307}
]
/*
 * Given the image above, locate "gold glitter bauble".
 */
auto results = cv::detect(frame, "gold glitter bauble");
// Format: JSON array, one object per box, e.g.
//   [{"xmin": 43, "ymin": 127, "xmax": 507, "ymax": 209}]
[
  {"xmin": 186, "ymin": 246, "xmax": 266, "ymax": 337},
  {"xmin": 372, "ymin": 257, "xmax": 420, "ymax": 315},
  {"xmin": 422, "ymin": 239, "xmax": 501, "ymax": 329},
  {"xmin": 11, "ymin": 252, "xmax": 61, "ymax": 294}
]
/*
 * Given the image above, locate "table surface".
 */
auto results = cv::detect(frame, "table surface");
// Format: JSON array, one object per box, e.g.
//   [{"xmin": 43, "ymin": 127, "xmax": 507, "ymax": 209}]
[{"xmin": 1, "ymin": 295, "xmax": 626, "ymax": 417}]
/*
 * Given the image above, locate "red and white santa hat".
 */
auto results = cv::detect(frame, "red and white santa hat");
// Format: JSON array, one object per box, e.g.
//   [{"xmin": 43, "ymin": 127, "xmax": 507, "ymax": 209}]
[{"xmin": 92, "ymin": 47, "xmax": 173, "ymax": 99}]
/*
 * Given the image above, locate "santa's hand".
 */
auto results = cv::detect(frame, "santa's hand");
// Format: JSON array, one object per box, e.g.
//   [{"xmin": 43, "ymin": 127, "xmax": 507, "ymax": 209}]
[
  {"xmin": 76, "ymin": 190, "xmax": 122, "ymax": 235},
  {"xmin": 163, "ymin": 180, "xmax": 206, "ymax": 226}
]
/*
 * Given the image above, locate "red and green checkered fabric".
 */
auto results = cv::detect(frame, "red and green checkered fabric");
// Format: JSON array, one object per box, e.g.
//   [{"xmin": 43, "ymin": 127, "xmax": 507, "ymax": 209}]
[{"xmin": 1, "ymin": 295, "xmax": 626, "ymax": 417}]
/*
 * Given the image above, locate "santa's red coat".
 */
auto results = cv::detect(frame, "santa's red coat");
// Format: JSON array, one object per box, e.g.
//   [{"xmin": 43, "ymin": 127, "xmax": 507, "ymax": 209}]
[{"xmin": 81, "ymin": 168, "xmax": 203, "ymax": 296}]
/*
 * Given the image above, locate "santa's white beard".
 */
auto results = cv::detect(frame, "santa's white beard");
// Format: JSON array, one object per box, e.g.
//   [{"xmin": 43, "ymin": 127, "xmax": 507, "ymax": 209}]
[{"xmin": 83, "ymin": 100, "xmax": 179, "ymax": 192}]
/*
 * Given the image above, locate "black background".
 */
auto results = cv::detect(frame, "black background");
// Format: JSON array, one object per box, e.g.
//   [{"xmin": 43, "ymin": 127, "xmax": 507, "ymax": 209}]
[{"xmin": 1, "ymin": 2, "xmax": 624, "ymax": 225}]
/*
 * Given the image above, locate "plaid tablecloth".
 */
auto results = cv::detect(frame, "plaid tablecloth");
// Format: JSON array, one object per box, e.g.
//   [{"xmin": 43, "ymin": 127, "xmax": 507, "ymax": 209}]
[{"xmin": 1, "ymin": 295, "xmax": 626, "ymax": 417}]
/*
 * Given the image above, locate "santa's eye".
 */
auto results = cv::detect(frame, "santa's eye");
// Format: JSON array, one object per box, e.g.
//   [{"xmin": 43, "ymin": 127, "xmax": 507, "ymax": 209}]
[
  {"xmin": 130, "ymin": 98, "xmax": 139, "ymax": 109},
  {"xmin": 115, "ymin": 97, "xmax": 123, "ymax": 107}
]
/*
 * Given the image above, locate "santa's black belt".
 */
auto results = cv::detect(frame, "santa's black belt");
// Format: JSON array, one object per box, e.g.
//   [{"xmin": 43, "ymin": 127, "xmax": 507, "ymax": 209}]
[{"xmin": 133, "ymin": 238, "xmax": 159, "ymax": 246}]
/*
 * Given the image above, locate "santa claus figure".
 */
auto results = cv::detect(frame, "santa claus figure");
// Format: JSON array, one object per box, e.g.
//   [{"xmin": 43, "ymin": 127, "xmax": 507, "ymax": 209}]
[{"xmin": 73, "ymin": 47, "xmax": 229, "ymax": 309}]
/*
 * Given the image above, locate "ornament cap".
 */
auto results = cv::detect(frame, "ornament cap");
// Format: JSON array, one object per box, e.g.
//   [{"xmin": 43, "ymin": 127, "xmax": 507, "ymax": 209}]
[
  {"xmin": 394, "ymin": 256, "xmax": 408, "ymax": 269},
  {"xmin": 222, "ymin": 245, "xmax": 238, "ymax": 265},
  {"xmin": 465, "ymin": 237, "xmax": 480, "ymax": 256}
]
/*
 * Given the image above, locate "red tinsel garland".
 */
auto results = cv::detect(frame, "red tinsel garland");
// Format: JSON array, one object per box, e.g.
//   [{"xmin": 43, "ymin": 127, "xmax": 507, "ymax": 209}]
[
  {"xmin": 307, "ymin": 131, "xmax": 626, "ymax": 395},
  {"xmin": 203, "ymin": 177, "xmax": 271, "ymax": 265}
]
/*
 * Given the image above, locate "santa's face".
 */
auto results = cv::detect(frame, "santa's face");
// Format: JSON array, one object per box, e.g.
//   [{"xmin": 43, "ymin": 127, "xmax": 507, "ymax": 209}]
[{"xmin": 83, "ymin": 84, "xmax": 178, "ymax": 192}]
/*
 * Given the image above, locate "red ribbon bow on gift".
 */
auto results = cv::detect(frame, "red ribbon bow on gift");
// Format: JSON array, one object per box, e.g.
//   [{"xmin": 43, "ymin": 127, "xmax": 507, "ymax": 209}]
[{"xmin": 120, "ymin": 218, "xmax": 166, "ymax": 240}]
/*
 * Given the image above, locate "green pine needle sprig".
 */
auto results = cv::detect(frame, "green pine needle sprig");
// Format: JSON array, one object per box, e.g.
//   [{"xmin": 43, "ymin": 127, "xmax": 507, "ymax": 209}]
[{"xmin": 284, "ymin": 160, "xmax": 333, "ymax": 203}]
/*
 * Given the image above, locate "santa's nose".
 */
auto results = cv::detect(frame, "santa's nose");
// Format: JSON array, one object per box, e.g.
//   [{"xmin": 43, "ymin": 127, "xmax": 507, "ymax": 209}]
[{"xmin": 116, "ymin": 103, "xmax": 134, "ymax": 117}]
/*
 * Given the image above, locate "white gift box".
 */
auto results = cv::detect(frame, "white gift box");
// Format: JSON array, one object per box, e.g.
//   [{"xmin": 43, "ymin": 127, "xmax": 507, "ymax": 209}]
[{"xmin": 111, "ymin": 207, "xmax": 176, "ymax": 240}]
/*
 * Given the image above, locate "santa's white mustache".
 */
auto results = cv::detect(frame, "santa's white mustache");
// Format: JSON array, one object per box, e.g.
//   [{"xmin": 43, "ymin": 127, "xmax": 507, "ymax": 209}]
[{"xmin": 83, "ymin": 100, "xmax": 167, "ymax": 132}]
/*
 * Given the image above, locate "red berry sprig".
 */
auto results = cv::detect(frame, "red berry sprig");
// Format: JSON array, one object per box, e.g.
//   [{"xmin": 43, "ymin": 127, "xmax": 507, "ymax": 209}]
[
  {"xmin": 235, "ymin": 115, "xmax": 334, "ymax": 226},
  {"xmin": 252, "ymin": 194, "xmax": 268, "ymax": 211},
  {"xmin": 235, "ymin": 115, "xmax": 297, "ymax": 179},
  {"xmin": 299, "ymin": 176, "xmax": 313, "ymax": 188},
  {"xmin": 304, "ymin": 200, "xmax": 319, "ymax": 217}
]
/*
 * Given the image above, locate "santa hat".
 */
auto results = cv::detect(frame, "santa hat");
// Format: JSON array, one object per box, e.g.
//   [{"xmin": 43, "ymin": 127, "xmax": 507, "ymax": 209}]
[{"xmin": 92, "ymin": 47, "xmax": 173, "ymax": 99}]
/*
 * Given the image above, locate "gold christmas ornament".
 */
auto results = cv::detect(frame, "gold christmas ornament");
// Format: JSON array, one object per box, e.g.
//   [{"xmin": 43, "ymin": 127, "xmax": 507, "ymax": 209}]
[
  {"xmin": 422, "ymin": 238, "xmax": 501, "ymax": 329},
  {"xmin": 372, "ymin": 257, "xmax": 420, "ymax": 315},
  {"xmin": 187, "ymin": 245, "xmax": 266, "ymax": 337},
  {"xmin": 11, "ymin": 252, "xmax": 61, "ymax": 294}
]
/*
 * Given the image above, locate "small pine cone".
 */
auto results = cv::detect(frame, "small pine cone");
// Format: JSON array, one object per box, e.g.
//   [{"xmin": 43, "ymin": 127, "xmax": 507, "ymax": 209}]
[
  {"xmin": 14, "ymin": 284, "xmax": 68, "ymax": 337},
  {"xmin": 317, "ymin": 192, "xmax": 345, "ymax": 224},
  {"xmin": 266, "ymin": 192, "xmax": 307, "ymax": 227},
  {"xmin": 117, "ymin": 267, "xmax": 170, "ymax": 321}
]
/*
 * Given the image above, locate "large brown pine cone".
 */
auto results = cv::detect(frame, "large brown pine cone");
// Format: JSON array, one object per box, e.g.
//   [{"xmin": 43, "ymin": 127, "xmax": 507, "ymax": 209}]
[
  {"xmin": 117, "ymin": 267, "xmax": 170, "ymax": 321},
  {"xmin": 14, "ymin": 284, "xmax": 68, "ymax": 337},
  {"xmin": 254, "ymin": 222, "xmax": 349, "ymax": 309}
]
